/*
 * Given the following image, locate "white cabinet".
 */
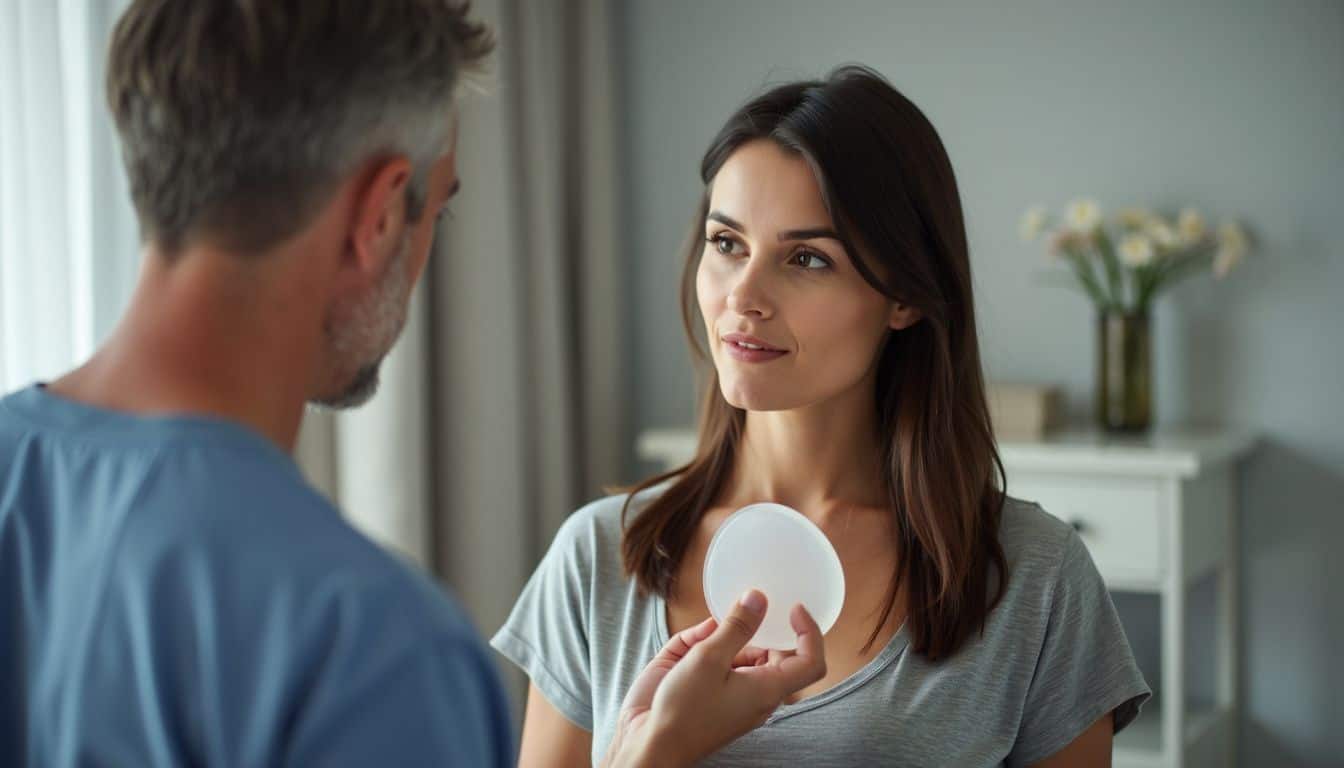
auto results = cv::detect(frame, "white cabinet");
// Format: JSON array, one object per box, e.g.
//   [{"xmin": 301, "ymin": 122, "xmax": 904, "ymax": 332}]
[
  {"xmin": 637, "ymin": 427, "xmax": 1254, "ymax": 768},
  {"xmin": 1001, "ymin": 430, "xmax": 1253, "ymax": 768}
]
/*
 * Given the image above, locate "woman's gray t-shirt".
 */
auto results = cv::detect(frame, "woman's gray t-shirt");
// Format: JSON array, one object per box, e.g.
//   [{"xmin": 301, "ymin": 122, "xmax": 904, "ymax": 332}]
[{"xmin": 490, "ymin": 489, "xmax": 1150, "ymax": 767}]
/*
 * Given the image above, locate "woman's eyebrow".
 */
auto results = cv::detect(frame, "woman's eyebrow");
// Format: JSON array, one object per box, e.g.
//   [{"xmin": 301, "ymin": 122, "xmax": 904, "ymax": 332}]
[
  {"xmin": 707, "ymin": 210, "xmax": 841, "ymax": 242},
  {"xmin": 706, "ymin": 210, "xmax": 744, "ymax": 231},
  {"xmin": 778, "ymin": 226, "xmax": 841, "ymax": 242}
]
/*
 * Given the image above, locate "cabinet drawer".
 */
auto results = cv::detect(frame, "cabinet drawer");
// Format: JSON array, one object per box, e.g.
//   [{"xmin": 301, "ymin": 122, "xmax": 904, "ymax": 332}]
[{"xmin": 1006, "ymin": 472, "xmax": 1165, "ymax": 587}]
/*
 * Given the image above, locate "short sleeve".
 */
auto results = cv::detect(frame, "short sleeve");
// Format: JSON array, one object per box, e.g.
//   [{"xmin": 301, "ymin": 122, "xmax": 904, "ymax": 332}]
[
  {"xmin": 1008, "ymin": 531, "xmax": 1152, "ymax": 766},
  {"xmin": 490, "ymin": 513, "xmax": 596, "ymax": 730},
  {"xmin": 284, "ymin": 584, "xmax": 515, "ymax": 767}
]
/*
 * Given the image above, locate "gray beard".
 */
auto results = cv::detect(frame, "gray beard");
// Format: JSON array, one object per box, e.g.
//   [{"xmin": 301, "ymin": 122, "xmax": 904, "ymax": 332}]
[
  {"xmin": 314, "ymin": 359, "xmax": 383, "ymax": 410},
  {"xmin": 310, "ymin": 232, "xmax": 411, "ymax": 410}
]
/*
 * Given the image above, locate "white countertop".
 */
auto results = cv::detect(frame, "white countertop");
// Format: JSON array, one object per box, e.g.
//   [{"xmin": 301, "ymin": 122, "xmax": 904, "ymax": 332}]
[{"xmin": 638, "ymin": 426, "xmax": 1257, "ymax": 478}]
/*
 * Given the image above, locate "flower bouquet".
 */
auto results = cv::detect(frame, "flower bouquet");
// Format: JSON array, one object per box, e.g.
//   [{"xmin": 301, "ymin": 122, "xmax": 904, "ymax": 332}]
[{"xmin": 1019, "ymin": 200, "xmax": 1251, "ymax": 431}]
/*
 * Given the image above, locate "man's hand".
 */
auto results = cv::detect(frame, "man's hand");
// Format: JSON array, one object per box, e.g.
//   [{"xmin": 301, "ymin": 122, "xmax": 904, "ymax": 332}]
[{"xmin": 601, "ymin": 590, "xmax": 826, "ymax": 768}]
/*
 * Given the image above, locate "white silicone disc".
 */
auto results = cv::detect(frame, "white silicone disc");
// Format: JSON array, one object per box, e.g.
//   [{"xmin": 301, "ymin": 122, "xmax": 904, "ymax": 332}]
[{"xmin": 702, "ymin": 502, "xmax": 845, "ymax": 650}]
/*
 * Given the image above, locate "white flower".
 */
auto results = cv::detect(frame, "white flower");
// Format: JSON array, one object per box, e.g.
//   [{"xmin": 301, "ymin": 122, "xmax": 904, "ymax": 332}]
[
  {"xmin": 1119, "ymin": 234, "xmax": 1156, "ymax": 267},
  {"xmin": 1213, "ymin": 250, "xmax": 1242, "ymax": 279},
  {"xmin": 1213, "ymin": 220, "xmax": 1249, "ymax": 279},
  {"xmin": 1218, "ymin": 219, "xmax": 1248, "ymax": 253},
  {"xmin": 1145, "ymin": 216, "xmax": 1180, "ymax": 249},
  {"xmin": 1115, "ymin": 207, "xmax": 1154, "ymax": 229},
  {"xmin": 1047, "ymin": 229, "xmax": 1089, "ymax": 259},
  {"xmin": 1178, "ymin": 208, "xmax": 1207, "ymax": 244},
  {"xmin": 1019, "ymin": 206, "xmax": 1048, "ymax": 241},
  {"xmin": 1065, "ymin": 198, "xmax": 1102, "ymax": 233}
]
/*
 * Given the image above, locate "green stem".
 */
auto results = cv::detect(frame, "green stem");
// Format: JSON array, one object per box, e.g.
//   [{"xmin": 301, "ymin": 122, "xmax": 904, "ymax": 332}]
[
  {"xmin": 1066, "ymin": 250, "xmax": 1107, "ymax": 306},
  {"xmin": 1140, "ymin": 246, "xmax": 1215, "ymax": 306},
  {"xmin": 1094, "ymin": 230, "xmax": 1125, "ymax": 310}
]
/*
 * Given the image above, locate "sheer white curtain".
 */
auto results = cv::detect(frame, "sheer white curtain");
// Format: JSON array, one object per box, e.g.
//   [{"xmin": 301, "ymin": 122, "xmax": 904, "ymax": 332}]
[{"xmin": 0, "ymin": 0, "xmax": 137, "ymax": 391}]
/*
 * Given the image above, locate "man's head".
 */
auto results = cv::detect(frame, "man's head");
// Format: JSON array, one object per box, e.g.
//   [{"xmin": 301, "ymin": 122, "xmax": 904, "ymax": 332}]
[{"xmin": 106, "ymin": 0, "xmax": 491, "ymax": 407}]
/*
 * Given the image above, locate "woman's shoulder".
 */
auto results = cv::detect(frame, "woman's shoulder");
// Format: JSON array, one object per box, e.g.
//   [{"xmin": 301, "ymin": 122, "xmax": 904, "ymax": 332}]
[
  {"xmin": 547, "ymin": 481, "xmax": 672, "ymax": 564},
  {"xmin": 564, "ymin": 480, "xmax": 668, "ymax": 532},
  {"xmin": 997, "ymin": 495, "xmax": 1087, "ymax": 588}
]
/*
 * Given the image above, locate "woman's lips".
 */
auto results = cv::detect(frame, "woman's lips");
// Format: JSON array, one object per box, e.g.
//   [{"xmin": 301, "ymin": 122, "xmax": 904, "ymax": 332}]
[{"xmin": 721, "ymin": 333, "xmax": 788, "ymax": 363}]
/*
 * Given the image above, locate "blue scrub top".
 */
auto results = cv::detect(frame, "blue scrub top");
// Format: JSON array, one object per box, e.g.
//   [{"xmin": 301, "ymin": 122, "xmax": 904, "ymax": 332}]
[{"xmin": 0, "ymin": 385, "xmax": 514, "ymax": 766}]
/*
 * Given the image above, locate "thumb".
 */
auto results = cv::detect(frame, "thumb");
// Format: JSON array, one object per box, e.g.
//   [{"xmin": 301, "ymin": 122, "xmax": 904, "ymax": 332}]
[{"xmin": 698, "ymin": 589, "xmax": 767, "ymax": 663}]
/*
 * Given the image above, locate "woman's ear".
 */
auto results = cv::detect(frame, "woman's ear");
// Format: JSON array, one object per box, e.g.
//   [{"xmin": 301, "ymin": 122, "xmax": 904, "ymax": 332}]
[{"xmin": 889, "ymin": 302, "xmax": 922, "ymax": 331}]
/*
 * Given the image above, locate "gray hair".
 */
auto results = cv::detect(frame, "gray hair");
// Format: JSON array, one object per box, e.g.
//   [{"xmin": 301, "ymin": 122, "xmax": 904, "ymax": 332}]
[{"xmin": 106, "ymin": 0, "xmax": 493, "ymax": 253}]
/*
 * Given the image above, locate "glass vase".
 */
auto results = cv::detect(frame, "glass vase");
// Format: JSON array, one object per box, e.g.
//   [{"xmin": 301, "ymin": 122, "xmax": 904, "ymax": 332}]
[{"xmin": 1096, "ymin": 310, "xmax": 1152, "ymax": 432}]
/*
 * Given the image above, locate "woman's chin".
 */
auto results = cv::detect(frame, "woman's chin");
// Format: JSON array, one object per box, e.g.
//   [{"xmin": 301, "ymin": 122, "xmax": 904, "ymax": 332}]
[{"xmin": 719, "ymin": 385, "xmax": 797, "ymax": 413}]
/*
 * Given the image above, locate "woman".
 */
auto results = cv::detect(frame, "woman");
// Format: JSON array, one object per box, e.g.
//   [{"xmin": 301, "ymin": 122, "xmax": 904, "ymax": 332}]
[{"xmin": 492, "ymin": 66, "xmax": 1150, "ymax": 767}]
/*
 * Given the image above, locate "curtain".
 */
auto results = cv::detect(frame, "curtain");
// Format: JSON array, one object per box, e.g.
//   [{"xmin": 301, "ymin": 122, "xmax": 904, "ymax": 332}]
[
  {"xmin": 430, "ymin": 0, "xmax": 625, "ymax": 625},
  {"xmin": 0, "ymin": 0, "xmax": 137, "ymax": 391}
]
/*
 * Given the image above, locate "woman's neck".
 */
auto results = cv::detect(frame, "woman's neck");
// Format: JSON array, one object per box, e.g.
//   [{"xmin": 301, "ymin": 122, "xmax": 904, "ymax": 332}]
[{"xmin": 724, "ymin": 378, "xmax": 888, "ymax": 518}]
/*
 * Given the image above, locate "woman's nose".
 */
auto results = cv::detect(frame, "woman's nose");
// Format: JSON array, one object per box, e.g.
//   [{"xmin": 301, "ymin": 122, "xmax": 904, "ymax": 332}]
[{"xmin": 725, "ymin": 259, "xmax": 774, "ymax": 319}]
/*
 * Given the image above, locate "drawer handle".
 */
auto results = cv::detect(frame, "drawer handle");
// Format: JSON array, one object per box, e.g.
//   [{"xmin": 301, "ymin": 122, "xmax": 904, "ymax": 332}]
[{"xmin": 1069, "ymin": 519, "xmax": 1089, "ymax": 534}]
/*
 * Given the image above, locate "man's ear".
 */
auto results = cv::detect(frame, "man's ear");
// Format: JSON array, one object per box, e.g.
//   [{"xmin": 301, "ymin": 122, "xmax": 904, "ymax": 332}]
[
  {"xmin": 889, "ymin": 301, "xmax": 922, "ymax": 331},
  {"xmin": 347, "ymin": 156, "xmax": 413, "ymax": 275}
]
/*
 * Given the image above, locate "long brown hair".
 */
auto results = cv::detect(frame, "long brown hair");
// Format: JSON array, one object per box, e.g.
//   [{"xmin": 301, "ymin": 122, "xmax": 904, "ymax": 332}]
[{"xmin": 622, "ymin": 66, "xmax": 1008, "ymax": 661}]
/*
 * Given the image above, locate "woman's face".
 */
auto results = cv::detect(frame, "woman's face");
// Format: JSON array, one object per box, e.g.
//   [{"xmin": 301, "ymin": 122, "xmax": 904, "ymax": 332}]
[{"xmin": 696, "ymin": 139, "xmax": 917, "ymax": 413}]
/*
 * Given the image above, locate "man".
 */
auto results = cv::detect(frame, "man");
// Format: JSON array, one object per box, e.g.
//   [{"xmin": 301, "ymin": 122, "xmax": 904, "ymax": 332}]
[{"xmin": 0, "ymin": 1, "xmax": 825, "ymax": 766}]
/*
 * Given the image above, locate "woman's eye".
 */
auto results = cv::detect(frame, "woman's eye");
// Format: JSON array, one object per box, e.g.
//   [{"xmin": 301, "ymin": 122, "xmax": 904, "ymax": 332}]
[
  {"xmin": 791, "ymin": 250, "xmax": 832, "ymax": 270},
  {"xmin": 707, "ymin": 234, "xmax": 742, "ymax": 256}
]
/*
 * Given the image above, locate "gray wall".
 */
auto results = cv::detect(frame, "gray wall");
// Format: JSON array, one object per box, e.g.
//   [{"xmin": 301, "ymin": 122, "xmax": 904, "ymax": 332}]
[{"xmin": 616, "ymin": 1, "xmax": 1343, "ymax": 765}]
